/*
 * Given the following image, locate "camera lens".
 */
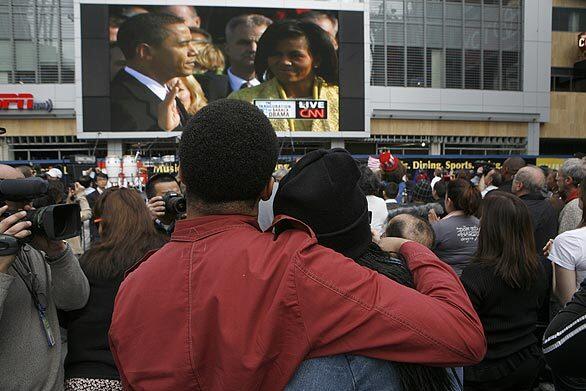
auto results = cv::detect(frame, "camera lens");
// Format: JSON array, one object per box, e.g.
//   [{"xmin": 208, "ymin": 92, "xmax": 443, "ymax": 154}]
[
  {"xmin": 163, "ymin": 192, "xmax": 186, "ymax": 215},
  {"xmin": 168, "ymin": 196, "xmax": 186, "ymax": 214}
]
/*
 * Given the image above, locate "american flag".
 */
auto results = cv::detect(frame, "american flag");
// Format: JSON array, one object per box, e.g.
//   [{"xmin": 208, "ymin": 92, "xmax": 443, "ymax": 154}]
[{"xmin": 367, "ymin": 156, "xmax": 380, "ymax": 171}]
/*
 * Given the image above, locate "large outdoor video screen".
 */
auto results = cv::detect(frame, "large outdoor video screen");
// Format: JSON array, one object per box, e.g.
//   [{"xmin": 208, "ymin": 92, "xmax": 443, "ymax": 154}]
[{"xmin": 77, "ymin": 1, "xmax": 367, "ymax": 139}]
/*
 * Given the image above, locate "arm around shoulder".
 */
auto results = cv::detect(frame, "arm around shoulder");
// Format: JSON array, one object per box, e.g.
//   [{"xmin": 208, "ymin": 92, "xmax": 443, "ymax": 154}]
[{"xmin": 294, "ymin": 240, "xmax": 486, "ymax": 366}]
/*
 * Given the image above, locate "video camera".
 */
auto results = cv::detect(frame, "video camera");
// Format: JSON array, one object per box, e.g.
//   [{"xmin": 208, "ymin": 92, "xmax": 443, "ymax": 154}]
[
  {"xmin": 0, "ymin": 178, "xmax": 81, "ymax": 254},
  {"xmin": 162, "ymin": 192, "xmax": 186, "ymax": 215}
]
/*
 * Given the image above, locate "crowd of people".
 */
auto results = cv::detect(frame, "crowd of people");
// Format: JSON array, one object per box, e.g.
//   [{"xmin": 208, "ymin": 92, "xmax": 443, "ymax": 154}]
[
  {"xmin": 1, "ymin": 99, "xmax": 585, "ymax": 391},
  {"xmin": 108, "ymin": 5, "xmax": 340, "ymax": 132}
]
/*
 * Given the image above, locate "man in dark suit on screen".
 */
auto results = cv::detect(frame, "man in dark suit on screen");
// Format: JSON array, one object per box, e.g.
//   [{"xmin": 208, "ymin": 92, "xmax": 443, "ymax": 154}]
[
  {"xmin": 111, "ymin": 13, "xmax": 196, "ymax": 131},
  {"xmin": 196, "ymin": 14, "xmax": 271, "ymax": 102}
]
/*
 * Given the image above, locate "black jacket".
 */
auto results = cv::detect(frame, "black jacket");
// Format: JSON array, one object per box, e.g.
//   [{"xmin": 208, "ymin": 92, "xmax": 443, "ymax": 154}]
[
  {"xmin": 110, "ymin": 69, "xmax": 187, "ymax": 131},
  {"xmin": 498, "ymin": 180, "xmax": 513, "ymax": 193},
  {"xmin": 544, "ymin": 277, "xmax": 586, "ymax": 377},
  {"xmin": 461, "ymin": 262, "xmax": 547, "ymax": 382},
  {"xmin": 520, "ymin": 192, "xmax": 559, "ymax": 326},
  {"xmin": 520, "ymin": 192, "xmax": 559, "ymax": 257},
  {"xmin": 63, "ymin": 273, "xmax": 124, "ymax": 380},
  {"xmin": 195, "ymin": 71, "xmax": 232, "ymax": 102}
]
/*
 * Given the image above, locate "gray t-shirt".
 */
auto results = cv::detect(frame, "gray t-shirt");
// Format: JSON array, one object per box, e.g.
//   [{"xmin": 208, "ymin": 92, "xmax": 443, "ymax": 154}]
[{"xmin": 432, "ymin": 215, "xmax": 480, "ymax": 276}]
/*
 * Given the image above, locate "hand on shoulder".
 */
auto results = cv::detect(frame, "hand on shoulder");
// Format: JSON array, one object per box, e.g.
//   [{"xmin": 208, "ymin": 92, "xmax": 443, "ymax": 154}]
[{"xmin": 377, "ymin": 237, "xmax": 412, "ymax": 254}]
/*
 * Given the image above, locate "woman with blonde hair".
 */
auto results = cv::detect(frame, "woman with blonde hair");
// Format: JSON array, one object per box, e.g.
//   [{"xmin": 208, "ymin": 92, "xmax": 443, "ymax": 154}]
[{"xmin": 193, "ymin": 42, "xmax": 225, "ymax": 74}]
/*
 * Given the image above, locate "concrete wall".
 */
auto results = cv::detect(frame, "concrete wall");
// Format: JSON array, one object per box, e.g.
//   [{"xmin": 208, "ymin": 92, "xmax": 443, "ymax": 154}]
[
  {"xmin": 370, "ymin": 0, "xmax": 552, "ymax": 127},
  {"xmin": 371, "ymin": 119, "xmax": 527, "ymax": 137}
]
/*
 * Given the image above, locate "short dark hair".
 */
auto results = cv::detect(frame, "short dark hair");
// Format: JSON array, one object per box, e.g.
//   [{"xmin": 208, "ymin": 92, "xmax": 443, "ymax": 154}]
[
  {"xmin": 491, "ymin": 170, "xmax": 503, "ymax": 187},
  {"xmin": 225, "ymin": 14, "xmax": 272, "ymax": 42},
  {"xmin": 386, "ymin": 214, "xmax": 435, "ymax": 249},
  {"xmin": 145, "ymin": 173, "xmax": 180, "ymax": 199},
  {"xmin": 503, "ymin": 156, "xmax": 526, "ymax": 176},
  {"xmin": 433, "ymin": 180, "xmax": 447, "ymax": 199},
  {"xmin": 96, "ymin": 172, "xmax": 108, "ymax": 180},
  {"xmin": 179, "ymin": 99, "xmax": 278, "ymax": 204},
  {"xmin": 358, "ymin": 166, "xmax": 380, "ymax": 196},
  {"xmin": 189, "ymin": 27, "xmax": 212, "ymax": 43},
  {"xmin": 78, "ymin": 175, "xmax": 93, "ymax": 188},
  {"xmin": 255, "ymin": 20, "xmax": 338, "ymax": 84},
  {"xmin": 447, "ymin": 178, "xmax": 481, "ymax": 216},
  {"xmin": 383, "ymin": 182, "xmax": 399, "ymax": 199},
  {"xmin": 300, "ymin": 11, "xmax": 339, "ymax": 35},
  {"xmin": 117, "ymin": 13, "xmax": 185, "ymax": 60}
]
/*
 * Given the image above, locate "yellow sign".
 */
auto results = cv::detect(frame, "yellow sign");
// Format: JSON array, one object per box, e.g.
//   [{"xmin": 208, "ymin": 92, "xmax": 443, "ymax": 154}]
[
  {"xmin": 403, "ymin": 160, "xmax": 501, "ymax": 171},
  {"xmin": 536, "ymin": 157, "xmax": 565, "ymax": 170},
  {"xmin": 152, "ymin": 163, "xmax": 180, "ymax": 174}
]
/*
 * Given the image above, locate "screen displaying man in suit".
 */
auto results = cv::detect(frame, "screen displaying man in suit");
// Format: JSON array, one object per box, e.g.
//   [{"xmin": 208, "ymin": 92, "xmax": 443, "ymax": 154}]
[
  {"xmin": 196, "ymin": 14, "xmax": 272, "ymax": 102},
  {"xmin": 111, "ymin": 13, "xmax": 196, "ymax": 131}
]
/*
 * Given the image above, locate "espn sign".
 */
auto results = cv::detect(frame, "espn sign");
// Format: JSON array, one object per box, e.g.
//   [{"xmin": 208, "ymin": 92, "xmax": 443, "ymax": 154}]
[
  {"xmin": 579, "ymin": 32, "xmax": 586, "ymax": 53},
  {"xmin": 0, "ymin": 93, "xmax": 53, "ymax": 111}
]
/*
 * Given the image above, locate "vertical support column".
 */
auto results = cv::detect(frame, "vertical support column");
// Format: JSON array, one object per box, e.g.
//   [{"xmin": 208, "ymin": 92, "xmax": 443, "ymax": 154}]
[
  {"xmin": 331, "ymin": 139, "xmax": 345, "ymax": 149},
  {"xmin": 0, "ymin": 139, "xmax": 14, "ymax": 161},
  {"xmin": 430, "ymin": 141, "xmax": 442, "ymax": 155},
  {"xmin": 527, "ymin": 122, "xmax": 540, "ymax": 155},
  {"xmin": 107, "ymin": 140, "xmax": 123, "ymax": 156}
]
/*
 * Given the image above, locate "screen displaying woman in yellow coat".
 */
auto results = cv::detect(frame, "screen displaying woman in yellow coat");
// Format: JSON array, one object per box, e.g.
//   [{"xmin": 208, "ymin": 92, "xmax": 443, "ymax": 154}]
[{"xmin": 229, "ymin": 20, "xmax": 339, "ymax": 132}]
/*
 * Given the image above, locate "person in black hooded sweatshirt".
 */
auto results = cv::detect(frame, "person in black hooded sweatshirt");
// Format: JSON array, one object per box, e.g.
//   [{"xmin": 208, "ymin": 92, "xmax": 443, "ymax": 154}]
[{"xmin": 274, "ymin": 148, "xmax": 463, "ymax": 391}]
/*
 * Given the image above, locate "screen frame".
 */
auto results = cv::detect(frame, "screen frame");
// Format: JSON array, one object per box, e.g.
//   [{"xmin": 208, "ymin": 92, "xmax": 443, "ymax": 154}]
[{"xmin": 74, "ymin": 0, "xmax": 370, "ymax": 140}]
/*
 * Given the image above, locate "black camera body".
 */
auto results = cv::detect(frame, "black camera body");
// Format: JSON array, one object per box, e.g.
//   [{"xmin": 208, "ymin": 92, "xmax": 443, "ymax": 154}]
[
  {"xmin": 26, "ymin": 204, "xmax": 81, "ymax": 241},
  {"xmin": 162, "ymin": 192, "xmax": 186, "ymax": 215},
  {"xmin": 0, "ymin": 177, "xmax": 81, "ymax": 255}
]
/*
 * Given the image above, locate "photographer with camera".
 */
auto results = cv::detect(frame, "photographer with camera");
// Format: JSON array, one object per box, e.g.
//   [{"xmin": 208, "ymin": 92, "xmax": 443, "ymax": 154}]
[
  {"xmin": 0, "ymin": 165, "xmax": 89, "ymax": 391},
  {"xmin": 145, "ymin": 173, "xmax": 186, "ymax": 236}
]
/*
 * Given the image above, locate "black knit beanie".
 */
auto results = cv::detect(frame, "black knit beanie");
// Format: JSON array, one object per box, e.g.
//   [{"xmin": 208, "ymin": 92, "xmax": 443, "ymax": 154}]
[{"xmin": 273, "ymin": 149, "xmax": 372, "ymax": 259}]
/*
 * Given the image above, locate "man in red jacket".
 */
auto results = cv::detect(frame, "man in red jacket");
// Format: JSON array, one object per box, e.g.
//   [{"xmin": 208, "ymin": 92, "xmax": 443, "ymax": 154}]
[{"xmin": 109, "ymin": 99, "xmax": 486, "ymax": 390}]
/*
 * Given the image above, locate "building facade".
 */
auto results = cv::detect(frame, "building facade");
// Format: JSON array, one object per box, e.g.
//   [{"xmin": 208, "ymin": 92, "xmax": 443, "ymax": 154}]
[{"xmin": 0, "ymin": 0, "xmax": 581, "ymax": 160}]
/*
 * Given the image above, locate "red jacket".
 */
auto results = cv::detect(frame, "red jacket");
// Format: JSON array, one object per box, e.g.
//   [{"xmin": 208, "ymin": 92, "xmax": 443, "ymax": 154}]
[{"xmin": 109, "ymin": 214, "xmax": 485, "ymax": 390}]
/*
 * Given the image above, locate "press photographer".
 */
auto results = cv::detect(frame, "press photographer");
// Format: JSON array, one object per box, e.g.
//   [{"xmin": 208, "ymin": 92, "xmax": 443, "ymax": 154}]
[
  {"xmin": 145, "ymin": 173, "xmax": 185, "ymax": 235},
  {"xmin": 0, "ymin": 165, "xmax": 89, "ymax": 391}
]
